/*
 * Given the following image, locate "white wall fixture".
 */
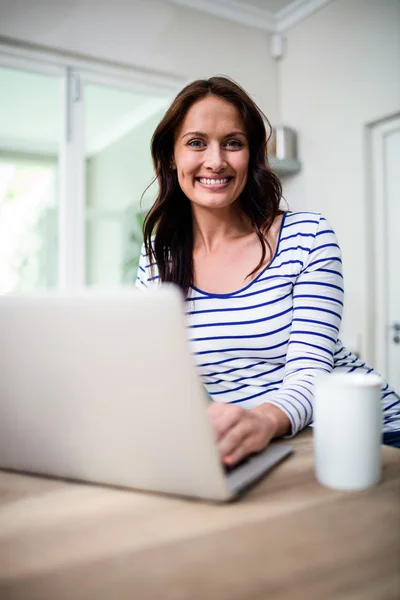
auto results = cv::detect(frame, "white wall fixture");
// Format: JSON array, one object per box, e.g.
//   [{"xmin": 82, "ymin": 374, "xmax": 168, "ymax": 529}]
[
  {"xmin": 269, "ymin": 126, "xmax": 301, "ymax": 176},
  {"xmin": 269, "ymin": 33, "xmax": 286, "ymax": 60}
]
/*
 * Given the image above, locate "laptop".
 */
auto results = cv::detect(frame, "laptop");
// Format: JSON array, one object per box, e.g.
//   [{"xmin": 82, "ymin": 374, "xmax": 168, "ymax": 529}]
[{"xmin": 0, "ymin": 285, "xmax": 292, "ymax": 502}]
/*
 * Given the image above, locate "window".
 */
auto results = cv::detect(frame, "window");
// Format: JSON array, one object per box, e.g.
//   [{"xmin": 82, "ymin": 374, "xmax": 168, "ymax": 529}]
[
  {"xmin": 0, "ymin": 45, "xmax": 182, "ymax": 291},
  {"xmin": 0, "ymin": 65, "xmax": 61, "ymax": 292},
  {"xmin": 84, "ymin": 81, "xmax": 167, "ymax": 286},
  {"xmin": 0, "ymin": 156, "xmax": 58, "ymax": 293}
]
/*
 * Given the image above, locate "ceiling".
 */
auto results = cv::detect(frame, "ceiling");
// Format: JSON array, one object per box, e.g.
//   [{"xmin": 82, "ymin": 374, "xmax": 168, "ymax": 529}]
[
  {"xmin": 165, "ymin": 0, "xmax": 333, "ymax": 32},
  {"xmin": 230, "ymin": 0, "xmax": 298, "ymax": 12}
]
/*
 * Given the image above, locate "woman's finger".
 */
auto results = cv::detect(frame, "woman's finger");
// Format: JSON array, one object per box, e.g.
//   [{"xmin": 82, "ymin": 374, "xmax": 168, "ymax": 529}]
[
  {"xmin": 224, "ymin": 434, "xmax": 255, "ymax": 466},
  {"xmin": 221, "ymin": 412, "xmax": 273, "ymax": 466},
  {"xmin": 208, "ymin": 403, "xmax": 245, "ymax": 441},
  {"xmin": 217, "ymin": 418, "xmax": 253, "ymax": 458}
]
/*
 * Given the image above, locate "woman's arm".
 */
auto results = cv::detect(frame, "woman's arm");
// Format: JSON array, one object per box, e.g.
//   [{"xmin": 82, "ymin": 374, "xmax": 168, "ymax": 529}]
[
  {"xmin": 210, "ymin": 215, "xmax": 343, "ymax": 464},
  {"xmin": 264, "ymin": 215, "xmax": 343, "ymax": 436},
  {"xmin": 252, "ymin": 402, "xmax": 291, "ymax": 437}
]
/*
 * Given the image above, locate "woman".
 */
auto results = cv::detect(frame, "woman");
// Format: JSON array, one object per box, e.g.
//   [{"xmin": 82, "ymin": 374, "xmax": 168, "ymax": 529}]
[{"xmin": 136, "ymin": 76, "xmax": 400, "ymax": 464}]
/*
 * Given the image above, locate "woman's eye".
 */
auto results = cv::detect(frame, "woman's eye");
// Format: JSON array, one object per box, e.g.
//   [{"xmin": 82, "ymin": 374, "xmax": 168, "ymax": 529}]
[
  {"xmin": 187, "ymin": 139, "xmax": 205, "ymax": 148},
  {"xmin": 225, "ymin": 140, "xmax": 243, "ymax": 148}
]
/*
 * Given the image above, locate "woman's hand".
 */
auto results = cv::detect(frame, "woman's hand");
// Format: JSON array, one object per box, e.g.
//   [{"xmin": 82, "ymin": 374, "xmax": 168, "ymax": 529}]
[{"xmin": 208, "ymin": 402, "xmax": 291, "ymax": 466}]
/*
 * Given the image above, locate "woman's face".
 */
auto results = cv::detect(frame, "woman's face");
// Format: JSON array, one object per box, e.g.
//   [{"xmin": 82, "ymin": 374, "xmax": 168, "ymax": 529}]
[{"xmin": 172, "ymin": 96, "xmax": 249, "ymax": 210}]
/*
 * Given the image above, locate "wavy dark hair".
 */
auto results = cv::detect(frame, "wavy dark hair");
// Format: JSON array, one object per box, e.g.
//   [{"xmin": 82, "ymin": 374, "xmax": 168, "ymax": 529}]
[{"xmin": 143, "ymin": 75, "xmax": 283, "ymax": 296}]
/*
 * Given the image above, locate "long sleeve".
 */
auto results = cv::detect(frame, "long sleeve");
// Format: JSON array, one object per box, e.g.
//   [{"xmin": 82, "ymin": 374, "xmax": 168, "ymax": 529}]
[
  {"xmin": 135, "ymin": 243, "xmax": 149, "ymax": 289},
  {"xmin": 135, "ymin": 242, "xmax": 160, "ymax": 289},
  {"xmin": 266, "ymin": 216, "xmax": 343, "ymax": 435}
]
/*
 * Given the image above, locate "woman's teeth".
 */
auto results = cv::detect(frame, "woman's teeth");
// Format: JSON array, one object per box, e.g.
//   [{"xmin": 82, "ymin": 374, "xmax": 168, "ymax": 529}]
[{"xmin": 198, "ymin": 178, "xmax": 230, "ymax": 185}]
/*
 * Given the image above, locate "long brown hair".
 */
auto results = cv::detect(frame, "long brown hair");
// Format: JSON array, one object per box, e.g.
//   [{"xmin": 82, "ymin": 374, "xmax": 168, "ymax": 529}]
[{"xmin": 143, "ymin": 76, "xmax": 283, "ymax": 296}]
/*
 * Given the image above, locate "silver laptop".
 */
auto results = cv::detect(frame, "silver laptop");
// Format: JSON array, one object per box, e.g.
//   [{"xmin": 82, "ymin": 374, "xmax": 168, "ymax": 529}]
[{"xmin": 0, "ymin": 285, "xmax": 292, "ymax": 502}]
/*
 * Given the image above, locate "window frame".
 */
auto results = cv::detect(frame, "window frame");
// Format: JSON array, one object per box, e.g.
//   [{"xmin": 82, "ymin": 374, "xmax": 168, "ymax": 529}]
[{"xmin": 0, "ymin": 42, "xmax": 184, "ymax": 289}]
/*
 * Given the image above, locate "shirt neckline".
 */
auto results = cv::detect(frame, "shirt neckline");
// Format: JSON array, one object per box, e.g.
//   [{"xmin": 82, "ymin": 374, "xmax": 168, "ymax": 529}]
[{"xmin": 190, "ymin": 212, "xmax": 287, "ymax": 299}]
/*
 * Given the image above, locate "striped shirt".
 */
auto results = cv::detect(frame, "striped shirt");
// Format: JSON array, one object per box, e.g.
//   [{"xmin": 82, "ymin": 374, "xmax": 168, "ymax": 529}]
[{"xmin": 136, "ymin": 211, "xmax": 400, "ymax": 436}]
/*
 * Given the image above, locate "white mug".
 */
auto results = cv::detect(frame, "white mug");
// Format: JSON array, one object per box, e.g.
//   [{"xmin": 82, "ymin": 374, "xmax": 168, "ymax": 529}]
[{"xmin": 313, "ymin": 372, "xmax": 383, "ymax": 491}]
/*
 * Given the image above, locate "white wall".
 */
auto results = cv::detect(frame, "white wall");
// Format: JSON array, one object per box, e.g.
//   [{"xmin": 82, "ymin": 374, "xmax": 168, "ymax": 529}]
[
  {"xmin": 0, "ymin": 0, "xmax": 279, "ymax": 122},
  {"xmin": 280, "ymin": 0, "xmax": 400, "ymax": 357}
]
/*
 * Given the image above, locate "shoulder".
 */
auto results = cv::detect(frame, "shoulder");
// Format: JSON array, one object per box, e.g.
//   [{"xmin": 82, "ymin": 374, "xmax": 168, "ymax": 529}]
[
  {"xmin": 277, "ymin": 211, "xmax": 341, "ymax": 269},
  {"xmin": 281, "ymin": 211, "xmax": 337, "ymax": 242},
  {"xmin": 281, "ymin": 211, "xmax": 322, "ymax": 232},
  {"xmin": 279, "ymin": 211, "xmax": 323, "ymax": 249}
]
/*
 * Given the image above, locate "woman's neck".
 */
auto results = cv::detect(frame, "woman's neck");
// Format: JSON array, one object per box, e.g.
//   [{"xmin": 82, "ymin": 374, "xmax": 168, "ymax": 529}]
[{"xmin": 192, "ymin": 204, "xmax": 253, "ymax": 253}]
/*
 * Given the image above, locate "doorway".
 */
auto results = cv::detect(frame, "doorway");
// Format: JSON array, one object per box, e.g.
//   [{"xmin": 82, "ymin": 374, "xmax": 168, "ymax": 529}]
[{"xmin": 367, "ymin": 114, "xmax": 400, "ymax": 391}]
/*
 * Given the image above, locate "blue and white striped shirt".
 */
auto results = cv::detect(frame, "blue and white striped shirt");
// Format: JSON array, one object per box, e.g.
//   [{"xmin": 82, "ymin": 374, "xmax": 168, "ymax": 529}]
[{"xmin": 136, "ymin": 212, "xmax": 400, "ymax": 435}]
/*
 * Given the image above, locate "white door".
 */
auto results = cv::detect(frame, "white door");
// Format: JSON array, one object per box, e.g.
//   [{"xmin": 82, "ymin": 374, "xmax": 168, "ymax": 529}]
[
  {"xmin": 371, "ymin": 115, "xmax": 400, "ymax": 392},
  {"xmin": 386, "ymin": 124, "xmax": 400, "ymax": 391}
]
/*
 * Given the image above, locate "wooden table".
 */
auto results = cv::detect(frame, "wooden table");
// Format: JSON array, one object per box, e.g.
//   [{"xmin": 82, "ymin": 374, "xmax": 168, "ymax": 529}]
[{"xmin": 0, "ymin": 429, "xmax": 399, "ymax": 600}]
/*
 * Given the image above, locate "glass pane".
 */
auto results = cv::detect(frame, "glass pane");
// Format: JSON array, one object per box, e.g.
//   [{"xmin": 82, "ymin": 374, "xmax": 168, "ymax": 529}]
[
  {"xmin": 84, "ymin": 82, "xmax": 168, "ymax": 286},
  {"xmin": 0, "ymin": 66, "xmax": 61, "ymax": 293}
]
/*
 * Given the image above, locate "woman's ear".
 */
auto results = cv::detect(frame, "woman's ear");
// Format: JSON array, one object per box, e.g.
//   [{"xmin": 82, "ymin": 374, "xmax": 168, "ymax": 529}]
[{"xmin": 170, "ymin": 156, "xmax": 176, "ymax": 170}]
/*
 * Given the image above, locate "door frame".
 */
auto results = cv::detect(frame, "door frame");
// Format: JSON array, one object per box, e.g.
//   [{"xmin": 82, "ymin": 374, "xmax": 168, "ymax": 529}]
[{"xmin": 365, "ymin": 112, "xmax": 400, "ymax": 377}]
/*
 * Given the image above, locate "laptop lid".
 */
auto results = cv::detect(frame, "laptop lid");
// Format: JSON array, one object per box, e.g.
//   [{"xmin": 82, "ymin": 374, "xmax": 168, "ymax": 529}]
[{"xmin": 0, "ymin": 286, "xmax": 235, "ymax": 501}]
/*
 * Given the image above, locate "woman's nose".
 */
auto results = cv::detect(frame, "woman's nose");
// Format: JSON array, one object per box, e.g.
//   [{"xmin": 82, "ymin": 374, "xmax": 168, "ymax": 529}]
[{"xmin": 203, "ymin": 145, "xmax": 226, "ymax": 172}]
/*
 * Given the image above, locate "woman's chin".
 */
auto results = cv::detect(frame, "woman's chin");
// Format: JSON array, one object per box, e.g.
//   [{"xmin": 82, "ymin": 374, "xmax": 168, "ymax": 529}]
[{"xmin": 189, "ymin": 194, "xmax": 238, "ymax": 211}]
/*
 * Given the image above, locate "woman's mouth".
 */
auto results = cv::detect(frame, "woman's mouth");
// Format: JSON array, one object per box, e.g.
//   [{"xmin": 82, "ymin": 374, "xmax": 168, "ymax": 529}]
[{"xmin": 195, "ymin": 177, "xmax": 233, "ymax": 190}]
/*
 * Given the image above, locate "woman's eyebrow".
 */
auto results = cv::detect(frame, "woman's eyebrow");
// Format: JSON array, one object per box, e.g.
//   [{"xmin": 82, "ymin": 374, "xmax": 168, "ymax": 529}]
[
  {"xmin": 223, "ymin": 130, "xmax": 247, "ymax": 138},
  {"xmin": 181, "ymin": 131, "xmax": 207, "ymax": 139},
  {"xmin": 181, "ymin": 130, "xmax": 247, "ymax": 139}
]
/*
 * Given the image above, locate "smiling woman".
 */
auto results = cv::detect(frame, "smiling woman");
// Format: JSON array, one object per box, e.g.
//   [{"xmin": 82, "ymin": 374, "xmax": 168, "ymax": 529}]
[
  {"xmin": 171, "ymin": 96, "xmax": 249, "ymax": 210},
  {"xmin": 144, "ymin": 76, "xmax": 283, "ymax": 298},
  {"xmin": 137, "ymin": 76, "xmax": 400, "ymax": 465}
]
